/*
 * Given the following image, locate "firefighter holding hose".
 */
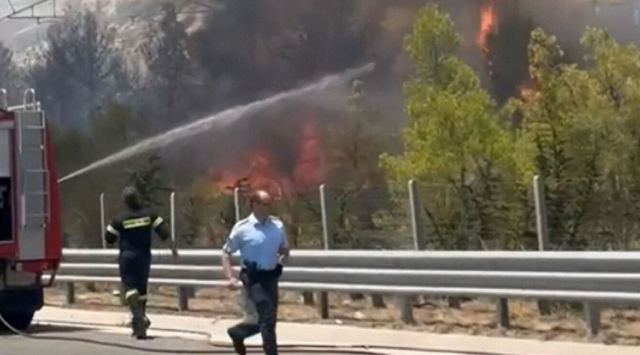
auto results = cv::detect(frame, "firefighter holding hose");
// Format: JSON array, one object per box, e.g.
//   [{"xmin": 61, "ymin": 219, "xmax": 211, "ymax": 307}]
[
  {"xmin": 104, "ymin": 186, "xmax": 177, "ymax": 339},
  {"xmin": 222, "ymin": 189, "xmax": 290, "ymax": 355}
]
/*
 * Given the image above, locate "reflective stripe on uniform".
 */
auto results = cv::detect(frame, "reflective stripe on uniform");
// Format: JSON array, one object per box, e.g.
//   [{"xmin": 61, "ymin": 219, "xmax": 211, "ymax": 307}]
[
  {"xmin": 139, "ymin": 294, "xmax": 148, "ymax": 300},
  {"xmin": 106, "ymin": 224, "xmax": 120, "ymax": 236},
  {"xmin": 125, "ymin": 289, "xmax": 139, "ymax": 299},
  {"xmin": 122, "ymin": 217, "xmax": 151, "ymax": 229},
  {"xmin": 152, "ymin": 216, "xmax": 164, "ymax": 228}
]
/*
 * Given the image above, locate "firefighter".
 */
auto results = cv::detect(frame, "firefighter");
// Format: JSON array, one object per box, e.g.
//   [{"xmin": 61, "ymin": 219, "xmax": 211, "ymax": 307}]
[
  {"xmin": 222, "ymin": 189, "xmax": 290, "ymax": 355},
  {"xmin": 104, "ymin": 186, "xmax": 177, "ymax": 339}
]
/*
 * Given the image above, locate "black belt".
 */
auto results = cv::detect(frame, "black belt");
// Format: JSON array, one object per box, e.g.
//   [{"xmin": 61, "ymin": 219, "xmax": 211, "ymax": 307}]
[{"xmin": 242, "ymin": 262, "xmax": 282, "ymax": 281}]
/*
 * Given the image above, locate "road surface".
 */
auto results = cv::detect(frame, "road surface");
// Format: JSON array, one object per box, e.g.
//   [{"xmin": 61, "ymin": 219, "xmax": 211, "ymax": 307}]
[
  {"xmin": 23, "ymin": 307, "xmax": 640, "ymax": 355},
  {"xmin": 0, "ymin": 324, "xmax": 383, "ymax": 355},
  {"xmin": 3, "ymin": 324, "xmax": 440, "ymax": 355}
]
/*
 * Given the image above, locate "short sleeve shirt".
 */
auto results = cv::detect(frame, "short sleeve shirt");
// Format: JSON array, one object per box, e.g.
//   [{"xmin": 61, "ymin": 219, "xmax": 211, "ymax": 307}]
[{"xmin": 223, "ymin": 213, "xmax": 288, "ymax": 271}]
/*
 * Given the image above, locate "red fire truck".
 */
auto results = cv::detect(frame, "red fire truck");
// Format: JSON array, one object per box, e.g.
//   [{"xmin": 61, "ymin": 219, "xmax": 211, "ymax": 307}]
[{"xmin": 0, "ymin": 89, "xmax": 62, "ymax": 329}]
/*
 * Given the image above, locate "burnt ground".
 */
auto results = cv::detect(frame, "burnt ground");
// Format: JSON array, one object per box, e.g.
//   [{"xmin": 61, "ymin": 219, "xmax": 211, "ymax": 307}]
[{"xmin": 44, "ymin": 284, "xmax": 640, "ymax": 346}]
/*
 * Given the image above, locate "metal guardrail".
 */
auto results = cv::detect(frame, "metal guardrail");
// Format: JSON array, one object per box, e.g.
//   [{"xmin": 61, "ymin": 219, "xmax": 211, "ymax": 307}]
[
  {"xmin": 62, "ymin": 248, "xmax": 640, "ymax": 271},
  {"xmin": 54, "ymin": 249, "xmax": 640, "ymax": 336}
]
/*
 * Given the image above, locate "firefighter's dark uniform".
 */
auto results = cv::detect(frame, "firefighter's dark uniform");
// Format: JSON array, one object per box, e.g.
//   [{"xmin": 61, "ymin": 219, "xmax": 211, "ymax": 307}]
[
  {"xmin": 104, "ymin": 205, "xmax": 169, "ymax": 338},
  {"xmin": 224, "ymin": 213, "xmax": 287, "ymax": 355}
]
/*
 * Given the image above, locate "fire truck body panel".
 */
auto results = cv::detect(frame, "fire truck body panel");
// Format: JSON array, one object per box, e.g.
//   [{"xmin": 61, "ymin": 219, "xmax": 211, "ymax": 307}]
[{"xmin": 0, "ymin": 95, "xmax": 61, "ymax": 330}]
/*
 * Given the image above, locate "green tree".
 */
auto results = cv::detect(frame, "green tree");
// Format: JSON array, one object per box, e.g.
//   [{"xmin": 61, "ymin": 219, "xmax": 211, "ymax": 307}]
[
  {"xmin": 381, "ymin": 5, "xmax": 522, "ymax": 250},
  {"xmin": 508, "ymin": 28, "xmax": 613, "ymax": 249},
  {"xmin": 90, "ymin": 103, "xmax": 142, "ymax": 154},
  {"xmin": 578, "ymin": 28, "xmax": 640, "ymax": 249},
  {"xmin": 28, "ymin": 5, "xmax": 130, "ymax": 128},
  {"xmin": 0, "ymin": 42, "xmax": 19, "ymax": 103}
]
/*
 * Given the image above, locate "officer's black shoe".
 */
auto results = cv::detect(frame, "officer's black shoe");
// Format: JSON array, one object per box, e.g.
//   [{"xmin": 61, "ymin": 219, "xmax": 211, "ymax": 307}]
[
  {"xmin": 227, "ymin": 327, "xmax": 247, "ymax": 355},
  {"xmin": 231, "ymin": 338, "xmax": 246, "ymax": 355}
]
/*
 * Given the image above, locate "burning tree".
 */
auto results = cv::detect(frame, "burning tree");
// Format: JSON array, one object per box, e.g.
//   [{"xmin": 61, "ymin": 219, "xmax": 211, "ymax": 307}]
[
  {"xmin": 324, "ymin": 79, "xmax": 397, "ymax": 249},
  {"xmin": 140, "ymin": 2, "xmax": 198, "ymax": 128},
  {"xmin": 382, "ymin": 4, "xmax": 524, "ymax": 250}
]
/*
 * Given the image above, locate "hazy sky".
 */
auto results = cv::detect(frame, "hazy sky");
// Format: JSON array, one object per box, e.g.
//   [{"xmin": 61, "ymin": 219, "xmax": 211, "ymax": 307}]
[{"xmin": 1, "ymin": 0, "xmax": 639, "ymax": 61}]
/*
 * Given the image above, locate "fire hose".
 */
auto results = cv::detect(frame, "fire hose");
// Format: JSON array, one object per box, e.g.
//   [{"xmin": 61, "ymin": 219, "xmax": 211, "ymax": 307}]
[
  {"xmin": 0, "ymin": 312, "xmax": 516, "ymax": 355},
  {"xmin": 0, "ymin": 312, "xmax": 387, "ymax": 355}
]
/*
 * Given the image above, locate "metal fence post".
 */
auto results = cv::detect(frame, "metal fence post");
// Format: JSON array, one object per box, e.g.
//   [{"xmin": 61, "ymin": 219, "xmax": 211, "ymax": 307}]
[
  {"xmin": 100, "ymin": 193, "xmax": 106, "ymax": 249},
  {"xmin": 100, "ymin": 193, "xmax": 124, "ymax": 304},
  {"xmin": 534, "ymin": 175, "xmax": 551, "ymax": 251},
  {"xmin": 398, "ymin": 180, "xmax": 419, "ymax": 324},
  {"xmin": 408, "ymin": 180, "xmax": 421, "ymax": 250},
  {"xmin": 170, "ymin": 192, "xmax": 177, "ymax": 249},
  {"xmin": 234, "ymin": 187, "xmax": 241, "ymax": 222},
  {"xmin": 534, "ymin": 175, "xmax": 552, "ymax": 316},
  {"xmin": 318, "ymin": 184, "xmax": 330, "ymax": 319},
  {"xmin": 171, "ymin": 192, "xmax": 189, "ymax": 311}
]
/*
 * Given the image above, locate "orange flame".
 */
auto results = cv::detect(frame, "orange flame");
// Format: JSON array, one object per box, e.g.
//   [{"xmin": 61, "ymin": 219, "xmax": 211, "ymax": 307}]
[
  {"xmin": 477, "ymin": 2, "xmax": 497, "ymax": 55},
  {"xmin": 518, "ymin": 80, "xmax": 535, "ymax": 97},
  {"xmin": 293, "ymin": 121, "xmax": 326, "ymax": 189},
  {"xmin": 210, "ymin": 115, "xmax": 326, "ymax": 199}
]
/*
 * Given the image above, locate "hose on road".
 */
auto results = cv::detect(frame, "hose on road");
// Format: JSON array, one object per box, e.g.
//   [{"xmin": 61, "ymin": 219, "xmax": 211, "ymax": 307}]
[
  {"xmin": 0, "ymin": 313, "xmax": 392, "ymax": 354},
  {"xmin": 1, "ymin": 313, "xmax": 516, "ymax": 355}
]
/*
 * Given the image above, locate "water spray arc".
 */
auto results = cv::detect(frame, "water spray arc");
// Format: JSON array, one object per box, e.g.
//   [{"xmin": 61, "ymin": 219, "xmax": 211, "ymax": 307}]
[{"xmin": 58, "ymin": 63, "xmax": 375, "ymax": 184}]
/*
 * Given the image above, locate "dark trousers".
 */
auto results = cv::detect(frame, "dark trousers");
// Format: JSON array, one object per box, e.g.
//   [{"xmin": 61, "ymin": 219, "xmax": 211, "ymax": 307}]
[
  {"xmin": 119, "ymin": 253, "xmax": 151, "ymax": 299},
  {"xmin": 228, "ymin": 270, "xmax": 279, "ymax": 355},
  {"xmin": 119, "ymin": 253, "xmax": 151, "ymax": 336}
]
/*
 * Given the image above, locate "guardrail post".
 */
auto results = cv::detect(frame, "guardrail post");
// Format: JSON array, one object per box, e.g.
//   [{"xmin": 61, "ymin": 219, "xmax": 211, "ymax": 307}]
[
  {"xmin": 497, "ymin": 298, "xmax": 510, "ymax": 329},
  {"xmin": 397, "ymin": 180, "xmax": 420, "ymax": 324},
  {"xmin": 318, "ymin": 184, "xmax": 330, "ymax": 319},
  {"xmin": 533, "ymin": 175, "xmax": 552, "ymax": 316},
  {"xmin": 584, "ymin": 302, "xmax": 601, "ymax": 337},
  {"xmin": 65, "ymin": 283, "xmax": 75, "ymax": 306},
  {"xmin": 177, "ymin": 288, "xmax": 189, "ymax": 312}
]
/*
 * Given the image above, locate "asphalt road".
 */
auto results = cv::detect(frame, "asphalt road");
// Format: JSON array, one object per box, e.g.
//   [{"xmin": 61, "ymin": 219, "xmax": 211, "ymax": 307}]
[{"xmin": 0, "ymin": 324, "xmax": 368, "ymax": 355}]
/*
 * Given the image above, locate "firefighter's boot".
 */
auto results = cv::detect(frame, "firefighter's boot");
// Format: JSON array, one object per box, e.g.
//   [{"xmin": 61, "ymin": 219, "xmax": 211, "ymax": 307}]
[
  {"xmin": 141, "ymin": 299, "xmax": 151, "ymax": 329},
  {"xmin": 127, "ymin": 293, "xmax": 147, "ymax": 339}
]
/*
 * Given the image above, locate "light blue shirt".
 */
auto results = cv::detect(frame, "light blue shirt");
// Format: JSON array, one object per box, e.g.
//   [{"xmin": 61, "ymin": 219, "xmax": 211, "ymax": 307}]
[{"xmin": 223, "ymin": 213, "xmax": 288, "ymax": 271}]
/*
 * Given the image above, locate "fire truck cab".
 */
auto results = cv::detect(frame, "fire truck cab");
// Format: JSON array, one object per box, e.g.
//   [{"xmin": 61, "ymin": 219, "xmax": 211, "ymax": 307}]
[{"xmin": 0, "ymin": 89, "xmax": 61, "ymax": 330}]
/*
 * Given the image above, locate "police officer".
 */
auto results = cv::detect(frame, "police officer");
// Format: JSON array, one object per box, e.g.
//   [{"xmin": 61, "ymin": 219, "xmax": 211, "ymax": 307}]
[
  {"xmin": 222, "ymin": 189, "xmax": 290, "ymax": 355},
  {"xmin": 104, "ymin": 186, "xmax": 177, "ymax": 339}
]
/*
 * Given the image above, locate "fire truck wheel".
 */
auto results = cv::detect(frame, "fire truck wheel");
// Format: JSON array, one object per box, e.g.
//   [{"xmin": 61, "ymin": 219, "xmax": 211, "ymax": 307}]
[{"xmin": 0, "ymin": 311, "xmax": 35, "ymax": 330}]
